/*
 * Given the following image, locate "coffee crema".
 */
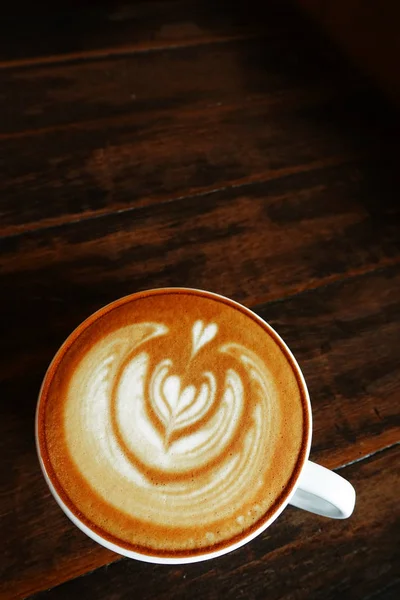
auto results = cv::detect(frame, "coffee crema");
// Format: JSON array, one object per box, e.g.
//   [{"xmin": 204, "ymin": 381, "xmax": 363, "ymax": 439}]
[{"xmin": 37, "ymin": 289, "xmax": 309, "ymax": 558}]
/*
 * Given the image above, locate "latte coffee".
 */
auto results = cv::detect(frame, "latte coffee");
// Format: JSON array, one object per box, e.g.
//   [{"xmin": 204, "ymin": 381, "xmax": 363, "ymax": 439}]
[{"xmin": 37, "ymin": 289, "xmax": 310, "ymax": 559}]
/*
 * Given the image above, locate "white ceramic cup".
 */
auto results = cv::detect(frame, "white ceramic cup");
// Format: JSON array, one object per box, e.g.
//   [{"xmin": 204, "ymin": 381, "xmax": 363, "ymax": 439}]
[{"xmin": 36, "ymin": 289, "xmax": 356, "ymax": 564}]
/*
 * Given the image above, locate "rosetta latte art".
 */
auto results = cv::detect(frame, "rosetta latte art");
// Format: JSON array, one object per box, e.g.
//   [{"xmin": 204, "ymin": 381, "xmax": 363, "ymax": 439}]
[{"xmin": 65, "ymin": 319, "xmax": 280, "ymax": 539}]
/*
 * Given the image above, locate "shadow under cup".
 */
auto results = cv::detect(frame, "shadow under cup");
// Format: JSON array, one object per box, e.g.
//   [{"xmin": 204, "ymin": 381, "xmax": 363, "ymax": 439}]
[{"xmin": 36, "ymin": 287, "xmax": 314, "ymax": 563}]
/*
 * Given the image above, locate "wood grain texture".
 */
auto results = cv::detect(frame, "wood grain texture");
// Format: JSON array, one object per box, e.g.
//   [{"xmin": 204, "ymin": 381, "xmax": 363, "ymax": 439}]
[
  {"xmin": 2, "ymin": 9, "xmax": 396, "ymax": 236},
  {"xmin": 2, "ymin": 0, "xmax": 395, "ymax": 237},
  {"xmin": 2, "ymin": 88, "xmax": 387, "ymax": 236},
  {"xmin": 0, "ymin": 28, "xmax": 360, "ymax": 135},
  {"xmin": 2, "ymin": 263, "xmax": 399, "ymax": 598},
  {"xmin": 0, "ymin": 0, "xmax": 273, "ymax": 66},
  {"xmin": 1, "ymin": 2, "xmax": 399, "ymax": 599},
  {"xmin": 28, "ymin": 445, "xmax": 400, "ymax": 600},
  {"xmin": 0, "ymin": 0, "xmax": 377, "ymax": 237}
]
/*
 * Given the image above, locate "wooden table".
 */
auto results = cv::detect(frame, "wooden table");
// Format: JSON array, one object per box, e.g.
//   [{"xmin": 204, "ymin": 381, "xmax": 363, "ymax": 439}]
[{"xmin": 1, "ymin": 2, "xmax": 399, "ymax": 598}]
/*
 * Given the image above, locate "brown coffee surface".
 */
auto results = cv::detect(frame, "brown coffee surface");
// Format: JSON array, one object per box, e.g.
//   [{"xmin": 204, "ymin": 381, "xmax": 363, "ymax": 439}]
[{"xmin": 37, "ymin": 289, "xmax": 309, "ymax": 558}]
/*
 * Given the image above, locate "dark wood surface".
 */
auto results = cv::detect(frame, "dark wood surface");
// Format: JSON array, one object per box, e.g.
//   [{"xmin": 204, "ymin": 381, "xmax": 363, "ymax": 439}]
[
  {"xmin": 1, "ymin": 2, "xmax": 399, "ymax": 599},
  {"xmin": 298, "ymin": 0, "xmax": 400, "ymax": 107}
]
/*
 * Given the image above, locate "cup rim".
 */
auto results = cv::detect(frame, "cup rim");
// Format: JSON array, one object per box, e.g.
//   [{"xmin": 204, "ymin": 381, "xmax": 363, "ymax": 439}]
[{"xmin": 35, "ymin": 287, "xmax": 312, "ymax": 564}]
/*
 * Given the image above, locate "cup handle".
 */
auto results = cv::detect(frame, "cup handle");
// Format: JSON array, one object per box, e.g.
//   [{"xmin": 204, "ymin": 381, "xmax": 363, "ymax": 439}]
[{"xmin": 289, "ymin": 460, "xmax": 356, "ymax": 519}]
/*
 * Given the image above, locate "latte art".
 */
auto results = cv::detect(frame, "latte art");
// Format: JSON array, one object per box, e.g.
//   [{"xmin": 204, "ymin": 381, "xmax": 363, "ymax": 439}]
[
  {"xmin": 38, "ymin": 290, "xmax": 308, "ymax": 557},
  {"xmin": 67, "ymin": 319, "xmax": 276, "ymax": 526}
]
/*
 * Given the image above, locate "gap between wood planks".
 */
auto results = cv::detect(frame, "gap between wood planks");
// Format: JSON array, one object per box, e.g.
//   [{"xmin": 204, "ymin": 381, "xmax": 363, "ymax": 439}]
[
  {"xmin": 0, "ymin": 153, "xmax": 362, "ymax": 238},
  {"xmin": 0, "ymin": 32, "xmax": 264, "ymax": 71},
  {"xmin": 335, "ymin": 440, "xmax": 399, "ymax": 471},
  {"xmin": 0, "ymin": 0, "xmax": 295, "ymax": 70}
]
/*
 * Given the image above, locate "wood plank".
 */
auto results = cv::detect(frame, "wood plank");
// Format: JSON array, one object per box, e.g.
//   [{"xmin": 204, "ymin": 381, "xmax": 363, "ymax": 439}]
[
  {"xmin": 3, "ymin": 75, "xmax": 394, "ymax": 238},
  {"xmin": 22, "ymin": 445, "xmax": 400, "ymax": 599},
  {"xmin": 3, "ymin": 7, "xmax": 390, "ymax": 238},
  {"xmin": 2, "ymin": 86, "xmax": 384, "ymax": 236},
  {"xmin": 0, "ymin": 0, "xmax": 277, "ymax": 67},
  {"xmin": 0, "ymin": 28, "xmax": 361, "ymax": 136},
  {"xmin": 1, "ymin": 258, "xmax": 399, "ymax": 598},
  {"xmin": 1, "ymin": 26, "xmax": 394, "ymax": 236}
]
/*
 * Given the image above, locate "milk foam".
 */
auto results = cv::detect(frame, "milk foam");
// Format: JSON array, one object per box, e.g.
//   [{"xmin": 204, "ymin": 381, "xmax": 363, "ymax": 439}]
[{"xmin": 64, "ymin": 319, "xmax": 279, "ymax": 527}]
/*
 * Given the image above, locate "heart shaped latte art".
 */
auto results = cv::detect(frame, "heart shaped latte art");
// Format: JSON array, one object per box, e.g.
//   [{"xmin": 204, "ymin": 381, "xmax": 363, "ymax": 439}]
[
  {"xmin": 151, "ymin": 366, "xmax": 217, "ymax": 448},
  {"xmin": 64, "ymin": 317, "xmax": 280, "ymax": 530},
  {"xmin": 111, "ymin": 320, "xmax": 250, "ymax": 476}
]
